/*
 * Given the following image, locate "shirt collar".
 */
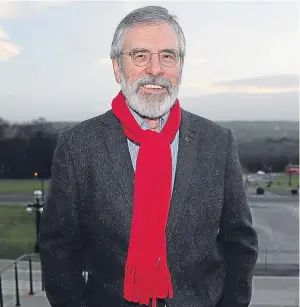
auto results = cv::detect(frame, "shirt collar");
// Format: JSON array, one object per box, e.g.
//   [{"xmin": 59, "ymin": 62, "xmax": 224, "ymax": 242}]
[{"xmin": 129, "ymin": 108, "xmax": 170, "ymax": 132}]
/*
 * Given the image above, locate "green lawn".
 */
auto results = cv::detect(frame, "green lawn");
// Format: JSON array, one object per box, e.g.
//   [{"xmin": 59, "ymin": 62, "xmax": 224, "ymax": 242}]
[
  {"xmin": 0, "ymin": 179, "xmax": 50, "ymax": 193},
  {"xmin": 272, "ymin": 174, "xmax": 299, "ymax": 187},
  {"xmin": 253, "ymin": 174, "xmax": 299, "ymax": 194},
  {"xmin": 0, "ymin": 205, "xmax": 36, "ymax": 259}
]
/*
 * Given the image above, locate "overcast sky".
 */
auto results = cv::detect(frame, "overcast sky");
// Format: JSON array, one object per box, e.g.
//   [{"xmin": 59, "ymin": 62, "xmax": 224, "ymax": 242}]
[{"xmin": 0, "ymin": 1, "xmax": 299, "ymax": 122}]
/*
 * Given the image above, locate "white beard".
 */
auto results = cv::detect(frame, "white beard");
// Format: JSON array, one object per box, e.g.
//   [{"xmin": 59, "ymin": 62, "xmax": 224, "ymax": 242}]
[{"xmin": 120, "ymin": 71, "xmax": 181, "ymax": 119}]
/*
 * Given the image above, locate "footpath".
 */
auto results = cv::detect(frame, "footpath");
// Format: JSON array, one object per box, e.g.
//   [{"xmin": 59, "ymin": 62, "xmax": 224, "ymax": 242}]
[{"xmin": 0, "ymin": 260, "xmax": 298, "ymax": 307}]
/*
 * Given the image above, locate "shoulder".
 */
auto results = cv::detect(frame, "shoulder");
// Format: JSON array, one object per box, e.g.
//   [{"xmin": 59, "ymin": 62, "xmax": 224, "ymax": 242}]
[
  {"xmin": 181, "ymin": 108, "xmax": 231, "ymax": 140},
  {"xmin": 57, "ymin": 110, "xmax": 115, "ymax": 146}
]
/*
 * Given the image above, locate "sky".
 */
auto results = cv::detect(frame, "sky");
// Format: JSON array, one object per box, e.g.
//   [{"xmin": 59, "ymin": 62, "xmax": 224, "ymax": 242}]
[{"xmin": 0, "ymin": 0, "xmax": 299, "ymax": 122}]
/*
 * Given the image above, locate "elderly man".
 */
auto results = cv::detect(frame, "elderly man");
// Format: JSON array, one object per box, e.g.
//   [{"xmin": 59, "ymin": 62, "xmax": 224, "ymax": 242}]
[{"xmin": 39, "ymin": 5, "xmax": 258, "ymax": 307}]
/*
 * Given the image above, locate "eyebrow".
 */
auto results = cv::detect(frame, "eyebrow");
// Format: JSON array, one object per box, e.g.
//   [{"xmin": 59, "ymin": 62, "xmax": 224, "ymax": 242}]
[
  {"xmin": 131, "ymin": 48, "xmax": 149, "ymax": 52},
  {"xmin": 160, "ymin": 49, "xmax": 177, "ymax": 53},
  {"xmin": 131, "ymin": 48, "xmax": 177, "ymax": 53}
]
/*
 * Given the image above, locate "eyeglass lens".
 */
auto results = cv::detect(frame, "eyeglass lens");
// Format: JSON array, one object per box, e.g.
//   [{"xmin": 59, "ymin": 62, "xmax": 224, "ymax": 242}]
[{"xmin": 130, "ymin": 49, "xmax": 179, "ymax": 67}]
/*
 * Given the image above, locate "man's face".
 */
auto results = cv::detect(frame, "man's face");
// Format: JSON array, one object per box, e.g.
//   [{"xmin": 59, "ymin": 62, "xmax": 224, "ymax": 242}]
[{"xmin": 113, "ymin": 23, "xmax": 183, "ymax": 119}]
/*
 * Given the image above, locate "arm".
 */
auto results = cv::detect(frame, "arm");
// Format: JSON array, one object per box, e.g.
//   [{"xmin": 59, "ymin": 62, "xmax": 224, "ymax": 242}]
[
  {"xmin": 39, "ymin": 131, "xmax": 86, "ymax": 307},
  {"xmin": 217, "ymin": 129, "xmax": 259, "ymax": 307}
]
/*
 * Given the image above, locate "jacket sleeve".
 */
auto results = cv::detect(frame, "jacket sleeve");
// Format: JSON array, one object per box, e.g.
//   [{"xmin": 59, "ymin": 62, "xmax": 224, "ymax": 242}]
[
  {"xmin": 217, "ymin": 129, "xmax": 259, "ymax": 307},
  {"xmin": 39, "ymin": 131, "xmax": 87, "ymax": 307}
]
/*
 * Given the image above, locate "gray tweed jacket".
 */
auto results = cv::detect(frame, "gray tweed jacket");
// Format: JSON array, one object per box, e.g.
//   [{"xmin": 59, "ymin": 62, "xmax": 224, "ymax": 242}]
[{"xmin": 39, "ymin": 107, "xmax": 259, "ymax": 307}]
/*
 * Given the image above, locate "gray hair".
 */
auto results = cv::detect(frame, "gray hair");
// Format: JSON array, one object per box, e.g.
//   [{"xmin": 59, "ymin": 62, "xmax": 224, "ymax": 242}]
[{"xmin": 110, "ymin": 6, "xmax": 186, "ymax": 63}]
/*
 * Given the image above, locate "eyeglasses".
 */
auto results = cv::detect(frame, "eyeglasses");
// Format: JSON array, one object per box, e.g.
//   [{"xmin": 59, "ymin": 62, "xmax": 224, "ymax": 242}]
[{"xmin": 120, "ymin": 48, "xmax": 180, "ymax": 67}]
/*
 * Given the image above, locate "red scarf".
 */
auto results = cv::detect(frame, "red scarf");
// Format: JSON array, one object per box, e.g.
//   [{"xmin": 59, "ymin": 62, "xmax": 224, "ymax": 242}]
[{"xmin": 112, "ymin": 91, "xmax": 181, "ymax": 307}]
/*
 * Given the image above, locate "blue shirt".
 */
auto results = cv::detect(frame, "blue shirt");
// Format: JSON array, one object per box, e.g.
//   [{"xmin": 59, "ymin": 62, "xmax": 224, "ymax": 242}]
[{"xmin": 127, "ymin": 109, "xmax": 179, "ymax": 193}]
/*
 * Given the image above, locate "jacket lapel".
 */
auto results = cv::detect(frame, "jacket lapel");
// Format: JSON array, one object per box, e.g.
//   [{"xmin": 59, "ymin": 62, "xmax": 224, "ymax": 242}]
[
  {"xmin": 101, "ymin": 112, "xmax": 135, "ymax": 243},
  {"xmin": 166, "ymin": 109, "xmax": 200, "ymax": 243}
]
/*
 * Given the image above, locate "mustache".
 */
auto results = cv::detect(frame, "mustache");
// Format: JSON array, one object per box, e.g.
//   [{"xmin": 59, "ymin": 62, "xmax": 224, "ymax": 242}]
[{"xmin": 134, "ymin": 75, "xmax": 173, "ymax": 93}]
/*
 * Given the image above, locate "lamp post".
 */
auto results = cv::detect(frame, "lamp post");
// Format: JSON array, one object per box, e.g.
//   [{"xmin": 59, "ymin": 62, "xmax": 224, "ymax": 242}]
[
  {"xmin": 286, "ymin": 162, "xmax": 292, "ymax": 186},
  {"xmin": 268, "ymin": 165, "xmax": 272, "ymax": 187},
  {"xmin": 34, "ymin": 172, "xmax": 45, "ymax": 203},
  {"xmin": 289, "ymin": 170, "xmax": 292, "ymax": 186},
  {"xmin": 26, "ymin": 190, "xmax": 44, "ymax": 253}
]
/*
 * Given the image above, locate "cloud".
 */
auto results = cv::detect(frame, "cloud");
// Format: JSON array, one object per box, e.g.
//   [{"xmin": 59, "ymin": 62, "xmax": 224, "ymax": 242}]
[
  {"xmin": 194, "ymin": 58, "xmax": 207, "ymax": 65},
  {"xmin": 183, "ymin": 83, "xmax": 207, "ymax": 89},
  {"xmin": 182, "ymin": 91, "xmax": 299, "ymax": 121},
  {"xmin": 0, "ymin": 26, "xmax": 8, "ymax": 40},
  {"xmin": 0, "ymin": 2, "xmax": 71, "ymax": 19},
  {"xmin": 0, "ymin": 2, "xmax": 71, "ymax": 61},
  {"xmin": 121, "ymin": 1, "xmax": 152, "ymax": 15},
  {"xmin": 212, "ymin": 74, "xmax": 299, "ymax": 89},
  {"xmin": 0, "ymin": 3, "xmax": 22, "ymax": 19},
  {"xmin": 207, "ymin": 85, "xmax": 298, "ymax": 94},
  {"xmin": 0, "ymin": 40, "xmax": 21, "ymax": 61},
  {"xmin": 209, "ymin": 74, "xmax": 299, "ymax": 94},
  {"xmin": 98, "ymin": 58, "xmax": 112, "ymax": 65},
  {"xmin": 183, "ymin": 75, "xmax": 299, "ymax": 94},
  {"xmin": 0, "ymin": 25, "xmax": 21, "ymax": 61}
]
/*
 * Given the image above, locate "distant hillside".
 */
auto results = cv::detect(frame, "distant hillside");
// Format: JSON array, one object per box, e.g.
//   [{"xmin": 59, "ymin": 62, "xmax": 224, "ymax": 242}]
[
  {"xmin": 1, "ymin": 117, "xmax": 298, "ymax": 142},
  {"xmin": 217, "ymin": 121, "xmax": 299, "ymax": 141}
]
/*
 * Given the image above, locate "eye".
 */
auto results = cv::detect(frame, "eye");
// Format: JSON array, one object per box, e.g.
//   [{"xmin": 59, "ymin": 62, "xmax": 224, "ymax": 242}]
[
  {"xmin": 162, "ymin": 53, "xmax": 173, "ymax": 59},
  {"xmin": 132, "ymin": 52, "xmax": 148, "ymax": 59},
  {"xmin": 160, "ymin": 52, "xmax": 178, "ymax": 65}
]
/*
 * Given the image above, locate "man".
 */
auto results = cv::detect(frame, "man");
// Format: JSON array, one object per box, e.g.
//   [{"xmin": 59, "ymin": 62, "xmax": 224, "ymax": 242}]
[{"xmin": 39, "ymin": 5, "xmax": 258, "ymax": 307}]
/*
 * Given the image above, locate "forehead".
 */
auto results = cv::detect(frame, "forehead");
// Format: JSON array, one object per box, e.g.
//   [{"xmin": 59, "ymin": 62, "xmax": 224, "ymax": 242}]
[{"xmin": 123, "ymin": 22, "xmax": 179, "ymax": 51}]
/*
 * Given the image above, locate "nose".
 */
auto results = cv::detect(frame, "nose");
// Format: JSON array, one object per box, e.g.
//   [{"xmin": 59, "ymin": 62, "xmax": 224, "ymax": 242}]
[{"xmin": 145, "ymin": 53, "xmax": 164, "ymax": 77}]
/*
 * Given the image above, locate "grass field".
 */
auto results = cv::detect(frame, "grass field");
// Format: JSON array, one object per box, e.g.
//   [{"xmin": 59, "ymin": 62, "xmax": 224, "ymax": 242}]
[
  {"xmin": 252, "ymin": 174, "xmax": 299, "ymax": 194},
  {"xmin": 0, "ymin": 179, "xmax": 50, "ymax": 193},
  {"xmin": 272, "ymin": 174, "xmax": 299, "ymax": 187},
  {"xmin": 0, "ymin": 205, "xmax": 36, "ymax": 259}
]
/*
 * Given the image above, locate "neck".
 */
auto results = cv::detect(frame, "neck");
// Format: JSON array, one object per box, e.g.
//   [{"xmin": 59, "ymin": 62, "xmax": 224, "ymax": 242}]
[
  {"xmin": 129, "ymin": 107, "xmax": 161, "ymax": 131},
  {"xmin": 144, "ymin": 118, "xmax": 160, "ymax": 131}
]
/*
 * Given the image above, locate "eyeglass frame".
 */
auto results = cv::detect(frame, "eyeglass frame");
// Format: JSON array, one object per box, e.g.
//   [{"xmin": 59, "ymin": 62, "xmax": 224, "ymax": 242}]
[{"xmin": 119, "ymin": 48, "xmax": 182, "ymax": 67}]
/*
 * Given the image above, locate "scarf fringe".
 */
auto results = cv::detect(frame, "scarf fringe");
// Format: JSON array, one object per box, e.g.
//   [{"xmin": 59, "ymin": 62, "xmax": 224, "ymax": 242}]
[{"xmin": 124, "ymin": 263, "xmax": 173, "ymax": 306}]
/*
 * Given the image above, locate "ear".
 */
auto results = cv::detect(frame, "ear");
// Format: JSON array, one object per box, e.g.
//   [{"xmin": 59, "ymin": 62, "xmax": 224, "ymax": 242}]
[{"xmin": 112, "ymin": 58, "xmax": 121, "ymax": 84}]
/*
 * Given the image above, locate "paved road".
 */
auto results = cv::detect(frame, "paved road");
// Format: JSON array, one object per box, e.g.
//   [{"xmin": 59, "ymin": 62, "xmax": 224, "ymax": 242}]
[
  {"xmin": 0, "ymin": 192, "xmax": 40, "ymax": 206},
  {"xmin": 250, "ymin": 198, "xmax": 298, "ymax": 253}
]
